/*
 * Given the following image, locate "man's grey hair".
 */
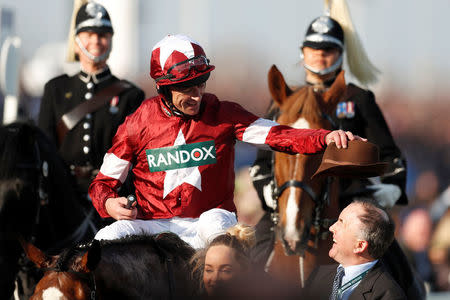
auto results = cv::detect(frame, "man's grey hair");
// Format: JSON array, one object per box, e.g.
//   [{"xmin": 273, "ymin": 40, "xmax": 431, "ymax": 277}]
[{"xmin": 353, "ymin": 199, "xmax": 395, "ymax": 259}]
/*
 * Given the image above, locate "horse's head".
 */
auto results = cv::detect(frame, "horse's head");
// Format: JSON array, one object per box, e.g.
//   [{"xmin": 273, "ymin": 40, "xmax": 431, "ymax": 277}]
[
  {"xmin": 268, "ymin": 65, "xmax": 346, "ymax": 255},
  {"xmin": 23, "ymin": 240, "xmax": 101, "ymax": 300},
  {"xmin": 27, "ymin": 233, "xmax": 197, "ymax": 299}
]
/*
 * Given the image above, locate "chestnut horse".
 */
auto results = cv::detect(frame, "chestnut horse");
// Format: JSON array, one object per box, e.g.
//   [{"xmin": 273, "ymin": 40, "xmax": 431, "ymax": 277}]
[
  {"xmin": 263, "ymin": 65, "xmax": 347, "ymax": 287},
  {"xmin": 263, "ymin": 66, "xmax": 426, "ymax": 299},
  {"xmin": 24, "ymin": 233, "xmax": 196, "ymax": 300}
]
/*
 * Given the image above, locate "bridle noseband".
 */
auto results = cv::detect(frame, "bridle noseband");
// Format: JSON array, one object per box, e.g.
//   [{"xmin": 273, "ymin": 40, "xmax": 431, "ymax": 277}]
[{"xmin": 273, "ymin": 180, "xmax": 317, "ymax": 203}]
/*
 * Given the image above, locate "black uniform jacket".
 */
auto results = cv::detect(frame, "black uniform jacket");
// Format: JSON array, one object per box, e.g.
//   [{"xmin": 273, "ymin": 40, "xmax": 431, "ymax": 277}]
[
  {"xmin": 302, "ymin": 262, "xmax": 406, "ymax": 300},
  {"xmin": 38, "ymin": 67, "xmax": 145, "ymax": 190},
  {"xmin": 251, "ymin": 82, "xmax": 408, "ymax": 209}
]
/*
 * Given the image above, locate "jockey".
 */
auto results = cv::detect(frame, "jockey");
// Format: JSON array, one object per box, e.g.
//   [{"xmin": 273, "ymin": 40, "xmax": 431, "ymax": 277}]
[{"xmin": 89, "ymin": 34, "xmax": 362, "ymax": 249}]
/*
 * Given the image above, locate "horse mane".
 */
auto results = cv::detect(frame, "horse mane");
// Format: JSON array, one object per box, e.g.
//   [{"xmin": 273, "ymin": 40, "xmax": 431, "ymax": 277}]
[
  {"xmin": 99, "ymin": 232, "xmax": 195, "ymax": 262},
  {"xmin": 277, "ymin": 86, "xmax": 323, "ymax": 126},
  {"xmin": 53, "ymin": 244, "xmax": 87, "ymax": 272}
]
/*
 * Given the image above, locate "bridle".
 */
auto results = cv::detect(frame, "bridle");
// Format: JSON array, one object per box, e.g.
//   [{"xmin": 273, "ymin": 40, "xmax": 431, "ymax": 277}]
[
  {"xmin": 269, "ymin": 111, "xmax": 338, "ymax": 256},
  {"xmin": 270, "ymin": 164, "xmax": 335, "ymax": 256}
]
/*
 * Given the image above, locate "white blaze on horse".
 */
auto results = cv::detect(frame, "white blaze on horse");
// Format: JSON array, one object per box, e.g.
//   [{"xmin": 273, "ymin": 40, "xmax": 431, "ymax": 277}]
[{"xmin": 264, "ymin": 65, "xmax": 382, "ymax": 286}]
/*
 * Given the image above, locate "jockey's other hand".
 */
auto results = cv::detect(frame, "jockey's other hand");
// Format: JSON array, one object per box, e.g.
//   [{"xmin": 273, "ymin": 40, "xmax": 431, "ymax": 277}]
[
  {"xmin": 105, "ymin": 197, "xmax": 138, "ymax": 220},
  {"xmin": 325, "ymin": 130, "xmax": 367, "ymax": 149}
]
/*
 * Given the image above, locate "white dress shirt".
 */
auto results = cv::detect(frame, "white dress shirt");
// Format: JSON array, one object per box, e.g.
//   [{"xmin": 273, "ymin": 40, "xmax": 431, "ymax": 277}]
[{"xmin": 339, "ymin": 260, "xmax": 378, "ymax": 300}]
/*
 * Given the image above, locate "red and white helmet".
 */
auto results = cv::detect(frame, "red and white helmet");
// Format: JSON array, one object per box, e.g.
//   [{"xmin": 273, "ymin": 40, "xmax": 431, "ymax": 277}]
[{"xmin": 150, "ymin": 34, "xmax": 215, "ymax": 86}]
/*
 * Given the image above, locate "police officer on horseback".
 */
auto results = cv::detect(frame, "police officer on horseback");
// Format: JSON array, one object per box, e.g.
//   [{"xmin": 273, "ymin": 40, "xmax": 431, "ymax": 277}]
[
  {"xmin": 250, "ymin": 1, "xmax": 424, "ymax": 298},
  {"xmin": 251, "ymin": 1, "xmax": 407, "ymax": 217},
  {"xmin": 38, "ymin": 1, "xmax": 145, "ymax": 213}
]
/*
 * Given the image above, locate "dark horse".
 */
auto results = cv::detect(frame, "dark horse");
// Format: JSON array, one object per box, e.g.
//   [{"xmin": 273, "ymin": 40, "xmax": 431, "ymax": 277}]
[
  {"xmin": 24, "ymin": 233, "xmax": 197, "ymax": 300},
  {"xmin": 0, "ymin": 122, "xmax": 97, "ymax": 299},
  {"xmin": 264, "ymin": 66, "xmax": 425, "ymax": 299}
]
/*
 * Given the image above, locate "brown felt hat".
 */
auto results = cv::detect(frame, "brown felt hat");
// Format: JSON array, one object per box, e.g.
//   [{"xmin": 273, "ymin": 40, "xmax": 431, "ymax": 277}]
[{"xmin": 311, "ymin": 140, "xmax": 388, "ymax": 179}]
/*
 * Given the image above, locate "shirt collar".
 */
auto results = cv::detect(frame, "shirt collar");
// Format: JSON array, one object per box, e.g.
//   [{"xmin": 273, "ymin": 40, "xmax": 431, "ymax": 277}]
[
  {"xmin": 340, "ymin": 260, "xmax": 378, "ymax": 285},
  {"xmin": 78, "ymin": 66, "xmax": 112, "ymax": 84}
]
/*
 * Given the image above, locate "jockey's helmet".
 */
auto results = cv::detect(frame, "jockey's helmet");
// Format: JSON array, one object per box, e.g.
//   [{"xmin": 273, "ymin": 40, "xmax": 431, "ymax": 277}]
[
  {"xmin": 150, "ymin": 34, "xmax": 215, "ymax": 88},
  {"xmin": 301, "ymin": 16, "xmax": 344, "ymax": 76}
]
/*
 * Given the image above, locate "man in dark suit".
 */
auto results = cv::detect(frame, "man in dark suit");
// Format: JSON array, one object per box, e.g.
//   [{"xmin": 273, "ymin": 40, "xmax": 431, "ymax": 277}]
[{"xmin": 302, "ymin": 199, "xmax": 406, "ymax": 300}]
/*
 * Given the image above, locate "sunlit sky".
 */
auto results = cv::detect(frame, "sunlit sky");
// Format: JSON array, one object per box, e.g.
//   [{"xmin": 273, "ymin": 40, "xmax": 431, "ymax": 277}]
[{"xmin": 2, "ymin": 0, "xmax": 450, "ymax": 109}]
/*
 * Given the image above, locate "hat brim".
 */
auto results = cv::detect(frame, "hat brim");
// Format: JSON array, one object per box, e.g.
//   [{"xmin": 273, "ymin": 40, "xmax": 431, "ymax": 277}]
[
  {"xmin": 311, "ymin": 162, "xmax": 388, "ymax": 180},
  {"xmin": 302, "ymin": 41, "xmax": 342, "ymax": 50},
  {"xmin": 76, "ymin": 27, "xmax": 114, "ymax": 35}
]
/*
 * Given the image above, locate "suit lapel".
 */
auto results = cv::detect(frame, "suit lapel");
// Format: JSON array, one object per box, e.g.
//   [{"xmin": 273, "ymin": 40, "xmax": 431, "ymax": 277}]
[{"xmin": 349, "ymin": 261, "xmax": 383, "ymax": 300}]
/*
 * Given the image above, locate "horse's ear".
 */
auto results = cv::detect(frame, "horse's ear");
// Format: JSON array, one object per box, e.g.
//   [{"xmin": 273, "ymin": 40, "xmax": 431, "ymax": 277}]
[
  {"xmin": 322, "ymin": 70, "xmax": 347, "ymax": 111},
  {"xmin": 20, "ymin": 237, "xmax": 52, "ymax": 269},
  {"xmin": 268, "ymin": 65, "xmax": 293, "ymax": 106},
  {"xmin": 80, "ymin": 240, "xmax": 101, "ymax": 272}
]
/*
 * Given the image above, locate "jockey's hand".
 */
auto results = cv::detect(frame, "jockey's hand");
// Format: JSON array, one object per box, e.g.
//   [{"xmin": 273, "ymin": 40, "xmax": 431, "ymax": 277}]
[
  {"xmin": 325, "ymin": 130, "xmax": 367, "ymax": 149},
  {"xmin": 105, "ymin": 197, "xmax": 138, "ymax": 220}
]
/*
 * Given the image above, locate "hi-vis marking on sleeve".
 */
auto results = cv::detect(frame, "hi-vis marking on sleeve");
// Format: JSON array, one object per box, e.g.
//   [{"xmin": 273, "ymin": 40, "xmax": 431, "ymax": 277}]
[{"xmin": 146, "ymin": 140, "xmax": 216, "ymax": 172}]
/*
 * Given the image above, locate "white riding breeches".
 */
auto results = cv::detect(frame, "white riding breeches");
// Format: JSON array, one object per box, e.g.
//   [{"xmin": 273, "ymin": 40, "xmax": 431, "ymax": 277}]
[{"xmin": 94, "ymin": 208, "xmax": 237, "ymax": 249}]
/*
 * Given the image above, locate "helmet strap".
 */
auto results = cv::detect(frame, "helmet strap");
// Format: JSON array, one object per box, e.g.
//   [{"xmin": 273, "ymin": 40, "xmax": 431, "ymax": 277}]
[
  {"xmin": 75, "ymin": 36, "xmax": 112, "ymax": 64},
  {"xmin": 303, "ymin": 54, "xmax": 343, "ymax": 76},
  {"xmin": 158, "ymin": 86, "xmax": 191, "ymax": 118}
]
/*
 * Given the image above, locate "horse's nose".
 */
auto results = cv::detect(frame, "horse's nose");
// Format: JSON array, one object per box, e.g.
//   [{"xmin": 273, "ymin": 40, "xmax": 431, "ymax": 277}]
[{"xmin": 287, "ymin": 239, "xmax": 298, "ymax": 252}]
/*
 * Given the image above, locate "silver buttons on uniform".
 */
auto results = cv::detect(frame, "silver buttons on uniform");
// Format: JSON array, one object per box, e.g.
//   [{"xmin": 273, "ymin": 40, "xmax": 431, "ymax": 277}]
[
  {"xmin": 86, "ymin": 82, "xmax": 94, "ymax": 89},
  {"xmin": 86, "ymin": 113, "xmax": 92, "ymax": 119},
  {"xmin": 83, "ymin": 146, "xmax": 90, "ymax": 154},
  {"xmin": 83, "ymin": 134, "xmax": 90, "ymax": 142},
  {"xmin": 83, "ymin": 122, "xmax": 90, "ymax": 129},
  {"xmin": 85, "ymin": 92, "xmax": 93, "ymax": 100}
]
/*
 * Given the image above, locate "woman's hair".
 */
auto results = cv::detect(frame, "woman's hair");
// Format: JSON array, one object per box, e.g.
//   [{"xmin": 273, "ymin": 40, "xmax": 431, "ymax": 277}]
[{"xmin": 190, "ymin": 224, "xmax": 256, "ymax": 292}]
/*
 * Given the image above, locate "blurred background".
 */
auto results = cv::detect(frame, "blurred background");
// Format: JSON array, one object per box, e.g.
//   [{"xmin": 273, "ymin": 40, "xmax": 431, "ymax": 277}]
[{"xmin": 1, "ymin": 0, "xmax": 449, "ymax": 295}]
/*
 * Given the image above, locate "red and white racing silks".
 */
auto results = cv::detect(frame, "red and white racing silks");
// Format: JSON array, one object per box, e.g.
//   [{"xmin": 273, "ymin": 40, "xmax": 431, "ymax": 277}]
[{"xmin": 89, "ymin": 93, "xmax": 330, "ymax": 219}]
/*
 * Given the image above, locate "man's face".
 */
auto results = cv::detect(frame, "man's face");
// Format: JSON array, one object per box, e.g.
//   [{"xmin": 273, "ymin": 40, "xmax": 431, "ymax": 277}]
[
  {"xmin": 75, "ymin": 31, "xmax": 112, "ymax": 66},
  {"xmin": 328, "ymin": 203, "xmax": 364, "ymax": 266},
  {"xmin": 169, "ymin": 82, "xmax": 206, "ymax": 116},
  {"xmin": 302, "ymin": 46, "xmax": 341, "ymax": 71}
]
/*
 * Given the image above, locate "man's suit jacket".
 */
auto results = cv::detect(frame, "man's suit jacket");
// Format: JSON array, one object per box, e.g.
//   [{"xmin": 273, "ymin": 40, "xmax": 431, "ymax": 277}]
[{"xmin": 302, "ymin": 262, "xmax": 406, "ymax": 300}]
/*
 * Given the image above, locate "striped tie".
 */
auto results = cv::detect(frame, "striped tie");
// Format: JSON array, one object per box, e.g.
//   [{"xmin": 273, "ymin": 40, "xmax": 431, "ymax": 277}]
[{"xmin": 330, "ymin": 266, "xmax": 345, "ymax": 300}]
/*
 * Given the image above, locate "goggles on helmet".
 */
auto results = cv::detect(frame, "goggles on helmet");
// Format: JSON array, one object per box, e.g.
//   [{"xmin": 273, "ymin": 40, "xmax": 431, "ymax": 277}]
[{"xmin": 156, "ymin": 55, "xmax": 210, "ymax": 83}]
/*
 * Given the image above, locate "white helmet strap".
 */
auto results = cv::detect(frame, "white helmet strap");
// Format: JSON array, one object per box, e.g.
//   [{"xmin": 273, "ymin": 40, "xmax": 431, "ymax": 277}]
[
  {"xmin": 75, "ymin": 36, "xmax": 112, "ymax": 63},
  {"xmin": 303, "ymin": 54, "xmax": 343, "ymax": 76}
]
